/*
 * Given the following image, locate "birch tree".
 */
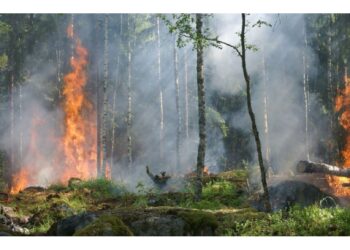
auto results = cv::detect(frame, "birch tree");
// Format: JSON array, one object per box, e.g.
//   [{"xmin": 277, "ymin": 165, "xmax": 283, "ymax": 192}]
[
  {"xmin": 101, "ymin": 14, "xmax": 109, "ymax": 178},
  {"xmin": 173, "ymin": 35, "xmax": 181, "ymax": 170},
  {"xmin": 156, "ymin": 16, "xmax": 165, "ymax": 164}
]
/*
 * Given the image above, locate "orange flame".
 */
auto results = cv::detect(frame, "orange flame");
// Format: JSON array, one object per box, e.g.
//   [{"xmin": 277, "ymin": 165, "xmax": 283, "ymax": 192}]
[
  {"xmin": 67, "ymin": 23, "xmax": 74, "ymax": 38},
  {"xmin": 9, "ymin": 115, "xmax": 45, "ymax": 194},
  {"xmin": 328, "ymin": 72, "xmax": 350, "ymax": 196},
  {"xmin": 9, "ymin": 23, "xmax": 106, "ymax": 193},
  {"xmin": 60, "ymin": 23, "xmax": 97, "ymax": 183},
  {"xmin": 10, "ymin": 168, "xmax": 30, "ymax": 194}
]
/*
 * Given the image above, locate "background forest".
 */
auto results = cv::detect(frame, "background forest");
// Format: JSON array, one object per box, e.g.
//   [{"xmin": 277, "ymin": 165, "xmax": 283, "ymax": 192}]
[
  {"xmin": 0, "ymin": 14, "xmax": 347, "ymax": 188},
  {"xmin": 1, "ymin": 13, "xmax": 350, "ymax": 236}
]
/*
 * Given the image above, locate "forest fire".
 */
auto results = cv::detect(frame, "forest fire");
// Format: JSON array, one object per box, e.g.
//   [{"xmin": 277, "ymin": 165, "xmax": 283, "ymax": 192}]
[
  {"xmin": 10, "ymin": 168, "xmax": 30, "ymax": 194},
  {"xmin": 60, "ymin": 23, "xmax": 97, "ymax": 183},
  {"xmin": 9, "ymin": 23, "xmax": 98, "ymax": 193},
  {"xmin": 328, "ymin": 74, "xmax": 350, "ymax": 196}
]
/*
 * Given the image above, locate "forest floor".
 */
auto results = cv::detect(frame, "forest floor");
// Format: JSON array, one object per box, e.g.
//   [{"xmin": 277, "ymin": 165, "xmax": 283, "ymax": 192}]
[{"xmin": 1, "ymin": 169, "xmax": 350, "ymax": 236}]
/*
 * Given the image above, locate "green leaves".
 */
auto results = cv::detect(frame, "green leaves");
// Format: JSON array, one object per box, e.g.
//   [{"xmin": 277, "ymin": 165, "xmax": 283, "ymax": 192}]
[
  {"xmin": 0, "ymin": 54, "xmax": 8, "ymax": 70},
  {"xmin": 206, "ymin": 106, "xmax": 228, "ymax": 138},
  {"xmin": 0, "ymin": 21, "xmax": 11, "ymax": 36},
  {"xmin": 252, "ymin": 19, "xmax": 272, "ymax": 28},
  {"xmin": 161, "ymin": 13, "xmax": 215, "ymax": 49}
]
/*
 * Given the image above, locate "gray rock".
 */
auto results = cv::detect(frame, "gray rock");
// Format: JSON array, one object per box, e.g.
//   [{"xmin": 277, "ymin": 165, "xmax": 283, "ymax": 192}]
[
  {"xmin": 252, "ymin": 180, "xmax": 337, "ymax": 211},
  {"xmin": 11, "ymin": 224, "xmax": 30, "ymax": 235},
  {"xmin": 47, "ymin": 212, "xmax": 98, "ymax": 236},
  {"xmin": 0, "ymin": 205, "xmax": 17, "ymax": 219},
  {"xmin": 130, "ymin": 215, "xmax": 186, "ymax": 236},
  {"xmin": 0, "ymin": 231, "xmax": 12, "ymax": 236}
]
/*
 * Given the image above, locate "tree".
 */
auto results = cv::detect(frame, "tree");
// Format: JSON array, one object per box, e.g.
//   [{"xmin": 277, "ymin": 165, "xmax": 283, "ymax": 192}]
[
  {"xmin": 173, "ymin": 34, "xmax": 181, "ymax": 171},
  {"xmin": 239, "ymin": 14, "xmax": 271, "ymax": 211},
  {"xmin": 156, "ymin": 16, "xmax": 165, "ymax": 165},
  {"xmin": 187, "ymin": 14, "xmax": 272, "ymax": 211},
  {"xmin": 194, "ymin": 14, "xmax": 206, "ymax": 201},
  {"xmin": 302, "ymin": 22, "xmax": 310, "ymax": 161},
  {"xmin": 101, "ymin": 14, "xmax": 109, "ymax": 178},
  {"xmin": 183, "ymin": 48, "xmax": 189, "ymax": 139},
  {"xmin": 127, "ymin": 14, "xmax": 133, "ymax": 170},
  {"xmin": 162, "ymin": 14, "xmax": 210, "ymax": 200},
  {"xmin": 110, "ymin": 14, "xmax": 123, "ymax": 176},
  {"xmin": 95, "ymin": 15, "xmax": 102, "ymax": 177},
  {"xmin": 261, "ymin": 50, "xmax": 272, "ymax": 174}
]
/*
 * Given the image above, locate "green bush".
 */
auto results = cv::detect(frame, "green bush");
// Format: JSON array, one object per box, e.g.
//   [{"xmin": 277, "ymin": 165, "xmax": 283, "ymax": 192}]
[
  {"xmin": 69, "ymin": 178, "xmax": 128, "ymax": 200},
  {"xmin": 223, "ymin": 205, "xmax": 350, "ymax": 236},
  {"xmin": 178, "ymin": 180, "xmax": 246, "ymax": 210}
]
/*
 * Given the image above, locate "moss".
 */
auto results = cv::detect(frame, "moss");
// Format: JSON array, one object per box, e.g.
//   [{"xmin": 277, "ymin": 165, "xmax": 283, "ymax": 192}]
[
  {"xmin": 217, "ymin": 169, "xmax": 248, "ymax": 180},
  {"xmin": 74, "ymin": 214, "xmax": 133, "ymax": 236},
  {"xmin": 178, "ymin": 210, "xmax": 218, "ymax": 235},
  {"xmin": 47, "ymin": 183, "xmax": 67, "ymax": 192}
]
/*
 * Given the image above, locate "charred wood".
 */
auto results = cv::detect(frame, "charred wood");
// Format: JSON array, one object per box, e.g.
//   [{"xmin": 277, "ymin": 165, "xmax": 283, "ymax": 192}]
[{"xmin": 297, "ymin": 160, "xmax": 350, "ymax": 177}]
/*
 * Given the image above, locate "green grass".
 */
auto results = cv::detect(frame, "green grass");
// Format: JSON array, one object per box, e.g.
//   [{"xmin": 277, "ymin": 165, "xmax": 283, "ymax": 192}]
[
  {"xmin": 67, "ymin": 178, "xmax": 129, "ymax": 200},
  {"xmin": 179, "ymin": 180, "xmax": 247, "ymax": 210},
  {"xmin": 219, "ymin": 205, "xmax": 350, "ymax": 236}
]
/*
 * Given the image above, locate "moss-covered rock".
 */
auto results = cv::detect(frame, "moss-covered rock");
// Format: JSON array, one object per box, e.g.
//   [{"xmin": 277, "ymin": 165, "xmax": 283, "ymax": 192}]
[
  {"xmin": 47, "ymin": 212, "xmax": 98, "ymax": 236},
  {"xmin": 74, "ymin": 214, "xmax": 133, "ymax": 236},
  {"xmin": 177, "ymin": 210, "xmax": 218, "ymax": 236}
]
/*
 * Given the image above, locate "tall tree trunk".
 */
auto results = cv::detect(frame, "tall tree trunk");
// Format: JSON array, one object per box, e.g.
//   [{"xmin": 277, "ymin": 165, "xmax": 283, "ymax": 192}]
[
  {"xmin": 261, "ymin": 50, "xmax": 271, "ymax": 174},
  {"xmin": 173, "ymin": 35, "xmax": 181, "ymax": 170},
  {"xmin": 101, "ymin": 15, "xmax": 109, "ymax": 178},
  {"xmin": 18, "ymin": 83, "xmax": 22, "ymax": 167},
  {"xmin": 96, "ymin": 17, "xmax": 102, "ymax": 177},
  {"xmin": 302, "ymin": 24, "xmax": 310, "ymax": 161},
  {"xmin": 70, "ymin": 15, "xmax": 75, "ymax": 58},
  {"xmin": 157, "ymin": 16, "xmax": 164, "ymax": 164},
  {"xmin": 194, "ymin": 14, "xmax": 206, "ymax": 201},
  {"xmin": 10, "ymin": 74, "xmax": 15, "ymax": 171},
  {"xmin": 127, "ymin": 15, "xmax": 133, "ymax": 170},
  {"xmin": 327, "ymin": 15, "xmax": 334, "ymax": 163},
  {"xmin": 55, "ymin": 16, "xmax": 63, "ymax": 101},
  {"xmin": 110, "ymin": 14, "xmax": 123, "ymax": 176},
  {"xmin": 240, "ymin": 13, "xmax": 271, "ymax": 212},
  {"xmin": 184, "ymin": 48, "xmax": 189, "ymax": 139}
]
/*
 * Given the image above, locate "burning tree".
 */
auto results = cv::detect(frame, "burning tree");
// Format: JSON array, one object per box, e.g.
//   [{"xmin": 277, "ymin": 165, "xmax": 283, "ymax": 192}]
[{"xmin": 10, "ymin": 21, "xmax": 101, "ymax": 193}]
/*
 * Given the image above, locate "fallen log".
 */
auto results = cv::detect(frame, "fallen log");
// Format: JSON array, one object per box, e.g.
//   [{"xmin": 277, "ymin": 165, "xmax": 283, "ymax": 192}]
[{"xmin": 296, "ymin": 160, "xmax": 350, "ymax": 177}]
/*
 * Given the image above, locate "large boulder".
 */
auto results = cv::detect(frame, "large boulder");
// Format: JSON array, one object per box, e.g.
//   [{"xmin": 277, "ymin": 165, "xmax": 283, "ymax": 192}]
[
  {"xmin": 74, "ymin": 214, "xmax": 133, "ymax": 236},
  {"xmin": 47, "ymin": 212, "xmax": 98, "ymax": 236},
  {"xmin": 129, "ymin": 215, "xmax": 185, "ymax": 236},
  {"xmin": 114, "ymin": 208, "xmax": 218, "ymax": 236},
  {"xmin": 252, "ymin": 180, "xmax": 337, "ymax": 211},
  {"xmin": 29, "ymin": 201, "xmax": 75, "ymax": 227}
]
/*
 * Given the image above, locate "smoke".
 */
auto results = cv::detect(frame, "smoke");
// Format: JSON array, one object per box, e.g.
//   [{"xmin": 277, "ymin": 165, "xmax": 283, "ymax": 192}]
[
  {"xmin": 207, "ymin": 14, "xmax": 327, "ymax": 174},
  {"xmin": 0, "ymin": 14, "xmax": 331, "ymax": 192}
]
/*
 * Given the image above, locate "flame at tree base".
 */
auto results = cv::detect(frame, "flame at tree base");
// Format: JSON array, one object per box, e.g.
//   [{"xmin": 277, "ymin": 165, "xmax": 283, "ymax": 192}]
[
  {"xmin": 10, "ymin": 168, "xmax": 30, "ymax": 194},
  {"xmin": 60, "ymin": 23, "xmax": 97, "ymax": 184},
  {"xmin": 8, "ymin": 23, "xmax": 111, "ymax": 193},
  {"xmin": 328, "ymin": 74, "xmax": 350, "ymax": 196}
]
